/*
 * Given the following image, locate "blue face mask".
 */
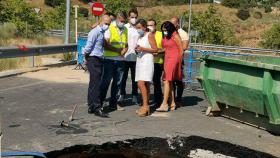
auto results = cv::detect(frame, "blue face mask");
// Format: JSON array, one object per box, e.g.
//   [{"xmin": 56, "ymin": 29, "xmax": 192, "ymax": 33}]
[
  {"xmin": 137, "ymin": 29, "xmax": 145, "ymax": 36},
  {"xmin": 117, "ymin": 22, "xmax": 125, "ymax": 29}
]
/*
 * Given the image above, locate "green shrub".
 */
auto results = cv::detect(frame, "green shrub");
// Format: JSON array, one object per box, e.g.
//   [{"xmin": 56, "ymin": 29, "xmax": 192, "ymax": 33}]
[
  {"xmin": 222, "ymin": 0, "xmax": 241, "ymax": 8},
  {"xmin": 264, "ymin": 5, "xmax": 272, "ymax": 13},
  {"xmin": 104, "ymin": 0, "xmax": 135, "ymax": 14},
  {"xmin": 43, "ymin": 4, "xmax": 74, "ymax": 30},
  {"xmin": 44, "ymin": 0, "xmax": 64, "ymax": 7},
  {"xmin": 253, "ymin": 11, "xmax": 262, "ymax": 19},
  {"xmin": 260, "ymin": 24, "xmax": 280, "ymax": 49},
  {"xmin": 0, "ymin": 0, "xmax": 45, "ymax": 37},
  {"xmin": 183, "ymin": 5, "xmax": 240, "ymax": 45},
  {"xmin": 236, "ymin": 9, "xmax": 250, "ymax": 21},
  {"xmin": 79, "ymin": 7, "xmax": 89, "ymax": 17},
  {"xmin": 79, "ymin": 0, "xmax": 92, "ymax": 3},
  {"xmin": 275, "ymin": 1, "xmax": 280, "ymax": 8}
]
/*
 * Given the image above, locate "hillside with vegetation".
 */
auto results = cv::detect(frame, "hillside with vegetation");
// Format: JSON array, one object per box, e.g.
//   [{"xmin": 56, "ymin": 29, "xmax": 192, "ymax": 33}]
[{"xmin": 0, "ymin": 0, "xmax": 280, "ymax": 48}]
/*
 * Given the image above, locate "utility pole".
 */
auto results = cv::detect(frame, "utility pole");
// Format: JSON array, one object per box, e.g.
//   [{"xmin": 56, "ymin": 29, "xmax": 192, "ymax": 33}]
[
  {"xmin": 188, "ymin": 0, "xmax": 193, "ymax": 44},
  {"xmin": 0, "ymin": 118, "xmax": 2, "ymax": 158},
  {"xmin": 64, "ymin": 0, "xmax": 71, "ymax": 44},
  {"xmin": 73, "ymin": 5, "xmax": 79, "ymax": 43}
]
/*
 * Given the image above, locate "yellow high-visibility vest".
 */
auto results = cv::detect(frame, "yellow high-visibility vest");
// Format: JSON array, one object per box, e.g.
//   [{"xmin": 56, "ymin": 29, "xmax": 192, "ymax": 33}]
[
  {"xmin": 104, "ymin": 24, "xmax": 128, "ymax": 57},
  {"xmin": 154, "ymin": 31, "xmax": 164, "ymax": 64}
]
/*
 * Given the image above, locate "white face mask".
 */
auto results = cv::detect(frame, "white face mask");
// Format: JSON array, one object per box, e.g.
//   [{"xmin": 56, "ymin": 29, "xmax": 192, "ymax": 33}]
[
  {"xmin": 130, "ymin": 18, "xmax": 137, "ymax": 25},
  {"xmin": 148, "ymin": 26, "xmax": 155, "ymax": 33},
  {"xmin": 163, "ymin": 31, "xmax": 168, "ymax": 36},
  {"xmin": 101, "ymin": 24, "xmax": 109, "ymax": 31}
]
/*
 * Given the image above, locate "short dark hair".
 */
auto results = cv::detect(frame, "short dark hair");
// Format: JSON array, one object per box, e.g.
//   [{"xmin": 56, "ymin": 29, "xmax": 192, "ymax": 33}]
[
  {"xmin": 117, "ymin": 11, "xmax": 127, "ymax": 20},
  {"xmin": 161, "ymin": 21, "xmax": 177, "ymax": 40},
  {"xmin": 136, "ymin": 19, "xmax": 147, "ymax": 28},
  {"xmin": 105, "ymin": 12, "xmax": 116, "ymax": 18},
  {"xmin": 128, "ymin": 8, "xmax": 138, "ymax": 17},
  {"xmin": 148, "ymin": 19, "xmax": 157, "ymax": 26}
]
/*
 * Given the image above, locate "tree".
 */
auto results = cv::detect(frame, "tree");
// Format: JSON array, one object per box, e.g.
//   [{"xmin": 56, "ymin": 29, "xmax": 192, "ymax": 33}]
[
  {"xmin": 43, "ymin": 4, "xmax": 67, "ymax": 30},
  {"xmin": 236, "ymin": 9, "xmax": 250, "ymax": 21},
  {"xmin": 183, "ymin": 5, "xmax": 240, "ymax": 45},
  {"xmin": 79, "ymin": 7, "xmax": 89, "ymax": 17},
  {"xmin": 222, "ymin": 0, "xmax": 242, "ymax": 8},
  {"xmin": 44, "ymin": 0, "xmax": 64, "ymax": 7},
  {"xmin": 0, "ymin": 0, "xmax": 45, "ymax": 36},
  {"xmin": 260, "ymin": 24, "xmax": 280, "ymax": 49},
  {"xmin": 104, "ymin": 0, "xmax": 134, "ymax": 14}
]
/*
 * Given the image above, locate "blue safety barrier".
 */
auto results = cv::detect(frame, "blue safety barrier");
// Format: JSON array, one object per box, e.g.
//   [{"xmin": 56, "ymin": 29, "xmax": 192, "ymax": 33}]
[
  {"xmin": 74, "ymin": 37, "xmax": 88, "ymax": 70},
  {"xmin": 77, "ymin": 37, "xmax": 87, "ymax": 65},
  {"xmin": 1, "ymin": 151, "xmax": 46, "ymax": 158}
]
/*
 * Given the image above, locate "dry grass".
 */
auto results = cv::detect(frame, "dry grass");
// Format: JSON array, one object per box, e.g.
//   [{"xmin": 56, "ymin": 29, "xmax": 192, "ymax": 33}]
[
  {"xmin": 139, "ymin": 4, "xmax": 277, "ymax": 47},
  {"xmin": 25, "ymin": 0, "xmax": 91, "ymax": 12},
  {"xmin": 0, "ymin": 37, "xmax": 64, "ymax": 72}
]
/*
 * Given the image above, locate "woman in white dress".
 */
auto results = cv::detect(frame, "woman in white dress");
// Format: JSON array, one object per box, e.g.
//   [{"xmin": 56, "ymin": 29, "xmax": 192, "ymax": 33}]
[{"xmin": 135, "ymin": 19, "xmax": 158, "ymax": 117}]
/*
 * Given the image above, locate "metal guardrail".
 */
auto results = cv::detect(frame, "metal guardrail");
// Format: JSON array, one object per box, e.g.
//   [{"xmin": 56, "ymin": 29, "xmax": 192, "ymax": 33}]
[
  {"xmin": 190, "ymin": 43, "xmax": 280, "ymax": 54},
  {"xmin": 0, "ymin": 44, "xmax": 77, "ymax": 59},
  {"xmin": 46, "ymin": 30, "xmax": 88, "ymax": 38}
]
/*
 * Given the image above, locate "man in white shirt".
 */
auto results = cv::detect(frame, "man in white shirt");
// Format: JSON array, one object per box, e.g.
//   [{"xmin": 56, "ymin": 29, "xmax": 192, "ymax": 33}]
[
  {"xmin": 170, "ymin": 17, "xmax": 189, "ymax": 105},
  {"xmin": 118, "ymin": 9, "xmax": 140, "ymax": 105}
]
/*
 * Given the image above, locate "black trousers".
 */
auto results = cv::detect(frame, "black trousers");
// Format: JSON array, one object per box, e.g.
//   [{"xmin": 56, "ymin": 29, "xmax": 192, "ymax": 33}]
[
  {"xmin": 173, "ymin": 80, "xmax": 184, "ymax": 102},
  {"xmin": 87, "ymin": 56, "xmax": 103, "ymax": 111},
  {"xmin": 120, "ymin": 61, "xmax": 138, "ymax": 96},
  {"xmin": 153, "ymin": 63, "xmax": 163, "ymax": 106},
  {"xmin": 173, "ymin": 60, "xmax": 184, "ymax": 102}
]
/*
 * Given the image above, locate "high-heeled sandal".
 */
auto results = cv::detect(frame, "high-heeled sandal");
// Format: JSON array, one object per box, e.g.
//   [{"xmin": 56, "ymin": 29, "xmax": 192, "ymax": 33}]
[
  {"xmin": 137, "ymin": 106, "xmax": 150, "ymax": 117},
  {"xmin": 156, "ymin": 104, "xmax": 169, "ymax": 112},
  {"xmin": 136, "ymin": 105, "xmax": 143, "ymax": 114},
  {"xmin": 170, "ymin": 103, "xmax": 177, "ymax": 111}
]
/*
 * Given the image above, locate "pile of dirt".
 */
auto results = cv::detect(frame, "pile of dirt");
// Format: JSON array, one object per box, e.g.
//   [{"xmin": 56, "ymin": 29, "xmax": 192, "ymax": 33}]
[{"xmin": 45, "ymin": 136, "xmax": 277, "ymax": 158}]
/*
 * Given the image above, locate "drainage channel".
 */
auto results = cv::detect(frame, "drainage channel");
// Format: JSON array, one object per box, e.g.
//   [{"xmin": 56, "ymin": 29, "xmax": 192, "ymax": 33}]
[{"xmin": 45, "ymin": 136, "xmax": 276, "ymax": 158}]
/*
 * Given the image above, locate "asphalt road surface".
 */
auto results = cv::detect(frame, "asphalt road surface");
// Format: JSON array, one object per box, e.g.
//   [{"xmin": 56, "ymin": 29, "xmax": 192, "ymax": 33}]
[{"xmin": 0, "ymin": 66, "xmax": 279, "ymax": 157}]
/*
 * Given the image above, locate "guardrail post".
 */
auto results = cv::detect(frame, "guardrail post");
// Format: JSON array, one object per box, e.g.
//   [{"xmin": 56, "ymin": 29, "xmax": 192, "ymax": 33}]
[{"xmin": 29, "ymin": 56, "xmax": 35, "ymax": 67}]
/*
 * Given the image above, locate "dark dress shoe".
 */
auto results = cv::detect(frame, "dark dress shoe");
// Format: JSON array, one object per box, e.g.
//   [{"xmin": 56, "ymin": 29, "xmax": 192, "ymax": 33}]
[
  {"xmin": 94, "ymin": 109, "xmax": 109, "ymax": 118},
  {"xmin": 88, "ymin": 108, "xmax": 95, "ymax": 114}
]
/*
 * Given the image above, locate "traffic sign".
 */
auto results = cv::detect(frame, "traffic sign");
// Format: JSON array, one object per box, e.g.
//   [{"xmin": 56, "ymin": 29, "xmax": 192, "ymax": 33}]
[{"xmin": 91, "ymin": 2, "xmax": 104, "ymax": 16}]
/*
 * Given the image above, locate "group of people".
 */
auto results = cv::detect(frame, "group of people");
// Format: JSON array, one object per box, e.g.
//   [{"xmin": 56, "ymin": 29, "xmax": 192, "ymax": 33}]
[{"xmin": 83, "ymin": 9, "xmax": 189, "ymax": 118}]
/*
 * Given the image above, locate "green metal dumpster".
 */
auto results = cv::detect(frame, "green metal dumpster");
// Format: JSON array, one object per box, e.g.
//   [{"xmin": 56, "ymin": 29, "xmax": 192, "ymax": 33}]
[{"xmin": 198, "ymin": 54, "xmax": 280, "ymax": 134}]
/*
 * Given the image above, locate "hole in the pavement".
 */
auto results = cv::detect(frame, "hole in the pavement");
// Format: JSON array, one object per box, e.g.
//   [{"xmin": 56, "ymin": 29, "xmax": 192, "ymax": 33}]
[{"xmin": 45, "ymin": 136, "xmax": 276, "ymax": 158}]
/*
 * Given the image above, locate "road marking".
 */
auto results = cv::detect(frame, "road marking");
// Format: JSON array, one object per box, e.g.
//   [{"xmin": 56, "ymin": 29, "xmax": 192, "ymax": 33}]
[{"xmin": 0, "ymin": 81, "xmax": 46, "ymax": 92}]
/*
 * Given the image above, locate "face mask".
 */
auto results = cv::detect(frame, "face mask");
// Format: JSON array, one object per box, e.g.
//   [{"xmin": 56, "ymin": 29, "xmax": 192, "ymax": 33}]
[
  {"xmin": 117, "ymin": 22, "xmax": 125, "ymax": 29},
  {"xmin": 148, "ymin": 26, "xmax": 155, "ymax": 33},
  {"xmin": 101, "ymin": 24, "xmax": 109, "ymax": 31},
  {"xmin": 163, "ymin": 31, "xmax": 168, "ymax": 36},
  {"xmin": 137, "ymin": 29, "xmax": 145, "ymax": 36},
  {"xmin": 130, "ymin": 18, "xmax": 137, "ymax": 25}
]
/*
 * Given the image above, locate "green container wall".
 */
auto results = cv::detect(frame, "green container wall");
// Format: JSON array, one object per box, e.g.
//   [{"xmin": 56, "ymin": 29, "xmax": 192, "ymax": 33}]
[{"xmin": 199, "ymin": 55, "xmax": 280, "ymax": 130}]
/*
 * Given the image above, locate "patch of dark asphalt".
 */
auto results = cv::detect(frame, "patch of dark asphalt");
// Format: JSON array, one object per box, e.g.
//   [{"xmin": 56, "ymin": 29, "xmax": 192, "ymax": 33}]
[
  {"xmin": 45, "ymin": 136, "xmax": 277, "ymax": 158},
  {"xmin": 47, "ymin": 124, "xmax": 88, "ymax": 135}
]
